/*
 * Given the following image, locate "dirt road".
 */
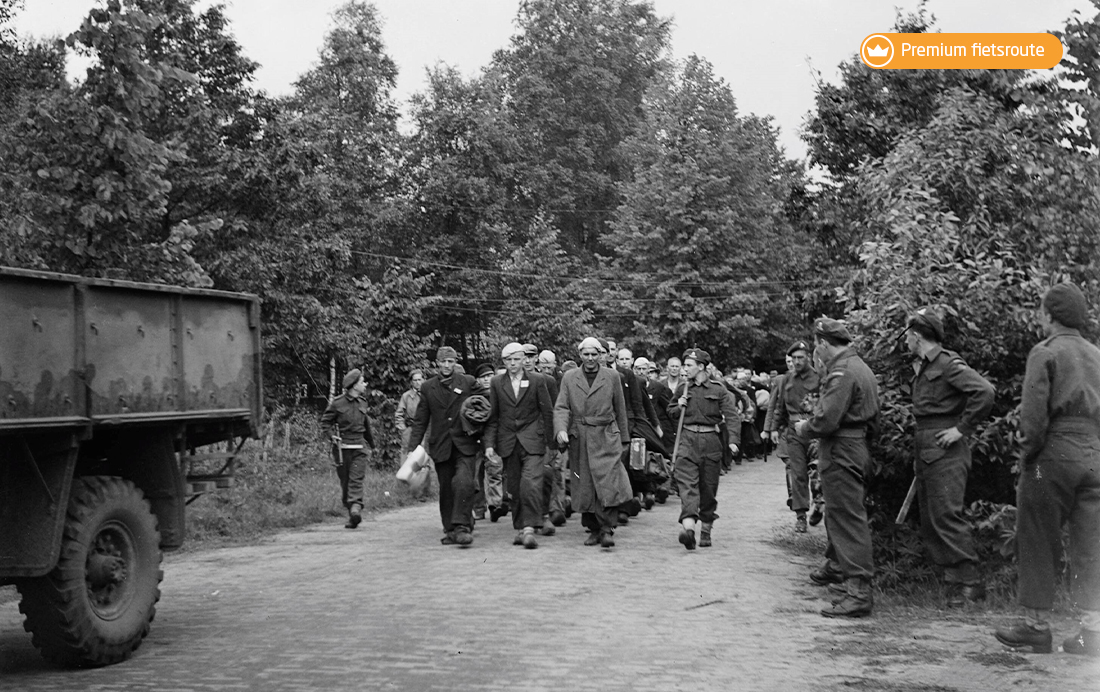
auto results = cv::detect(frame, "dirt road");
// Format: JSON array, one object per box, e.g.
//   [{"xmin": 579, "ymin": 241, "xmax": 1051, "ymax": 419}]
[{"xmin": 1, "ymin": 459, "xmax": 1096, "ymax": 691}]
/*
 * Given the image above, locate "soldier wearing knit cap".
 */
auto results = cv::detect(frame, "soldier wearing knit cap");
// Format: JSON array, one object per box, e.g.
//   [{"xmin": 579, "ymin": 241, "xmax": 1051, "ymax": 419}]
[
  {"xmin": 905, "ymin": 306, "xmax": 995, "ymax": 607},
  {"xmin": 996, "ymin": 283, "xmax": 1100, "ymax": 656},
  {"xmin": 321, "ymin": 369, "xmax": 375, "ymax": 528},
  {"xmin": 408, "ymin": 346, "xmax": 480, "ymax": 546}
]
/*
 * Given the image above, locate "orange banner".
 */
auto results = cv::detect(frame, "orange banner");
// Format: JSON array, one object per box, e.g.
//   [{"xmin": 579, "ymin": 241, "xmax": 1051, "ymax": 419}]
[{"xmin": 860, "ymin": 33, "xmax": 1063, "ymax": 70}]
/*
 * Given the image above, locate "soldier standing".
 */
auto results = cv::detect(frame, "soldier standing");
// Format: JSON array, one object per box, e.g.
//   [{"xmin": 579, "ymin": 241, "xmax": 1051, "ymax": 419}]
[
  {"xmin": 773, "ymin": 340, "xmax": 821, "ymax": 533},
  {"xmin": 796, "ymin": 319, "xmax": 880, "ymax": 618},
  {"xmin": 995, "ymin": 283, "xmax": 1100, "ymax": 656},
  {"xmin": 668, "ymin": 349, "xmax": 740, "ymax": 550},
  {"xmin": 320, "ymin": 369, "xmax": 375, "ymax": 529},
  {"xmin": 905, "ymin": 307, "xmax": 995, "ymax": 607}
]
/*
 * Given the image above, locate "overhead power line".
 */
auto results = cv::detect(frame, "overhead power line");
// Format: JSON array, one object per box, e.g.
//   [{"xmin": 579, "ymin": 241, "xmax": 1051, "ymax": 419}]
[{"xmin": 354, "ymin": 250, "xmax": 835, "ymax": 290}]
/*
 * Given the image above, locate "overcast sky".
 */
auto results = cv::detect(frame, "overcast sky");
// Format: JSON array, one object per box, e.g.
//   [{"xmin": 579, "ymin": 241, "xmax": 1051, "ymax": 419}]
[{"xmin": 12, "ymin": 0, "xmax": 1096, "ymax": 161}]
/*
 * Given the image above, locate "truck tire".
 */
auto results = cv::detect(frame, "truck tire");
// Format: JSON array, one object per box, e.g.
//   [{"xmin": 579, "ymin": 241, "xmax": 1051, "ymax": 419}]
[{"xmin": 17, "ymin": 476, "xmax": 163, "ymax": 667}]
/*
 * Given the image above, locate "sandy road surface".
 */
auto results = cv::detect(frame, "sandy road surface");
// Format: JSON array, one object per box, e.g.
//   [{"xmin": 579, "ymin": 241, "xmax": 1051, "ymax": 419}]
[{"xmin": 1, "ymin": 458, "xmax": 1097, "ymax": 691}]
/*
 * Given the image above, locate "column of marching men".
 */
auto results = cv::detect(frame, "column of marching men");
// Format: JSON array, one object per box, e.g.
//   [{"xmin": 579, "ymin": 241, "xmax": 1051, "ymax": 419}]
[{"xmin": 321, "ymin": 282, "xmax": 1100, "ymax": 656}]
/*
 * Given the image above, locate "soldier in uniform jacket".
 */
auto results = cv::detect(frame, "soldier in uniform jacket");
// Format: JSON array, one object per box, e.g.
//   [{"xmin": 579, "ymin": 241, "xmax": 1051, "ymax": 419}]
[
  {"xmin": 905, "ymin": 308, "xmax": 994, "ymax": 607},
  {"xmin": 321, "ymin": 369, "xmax": 375, "ymax": 529}
]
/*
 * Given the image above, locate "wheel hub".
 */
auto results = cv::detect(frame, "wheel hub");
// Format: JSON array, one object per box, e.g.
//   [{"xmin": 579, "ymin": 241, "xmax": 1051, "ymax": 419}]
[{"xmin": 85, "ymin": 523, "xmax": 135, "ymax": 617}]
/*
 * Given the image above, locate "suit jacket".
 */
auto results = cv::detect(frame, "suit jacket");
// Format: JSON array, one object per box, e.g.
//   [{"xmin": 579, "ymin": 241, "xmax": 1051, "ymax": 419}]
[
  {"xmin": 645, "ymin": 378, "xmax": 674, "ymax": 435},
  {"xmin": 408, "ymin": 372, "xmax": 481, "ymax": 461},
  {"xmin": 484, "ymin": 371, "xmax": 555, "ymax": 457},
  {"xmin": 614, "ymin": 364, "xmax": 660, "ymax": 433}
]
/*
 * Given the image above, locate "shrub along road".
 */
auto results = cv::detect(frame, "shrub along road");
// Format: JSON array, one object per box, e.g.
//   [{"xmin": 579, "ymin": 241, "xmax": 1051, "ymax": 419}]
[{"xmin": 1, "ymin": 459, "xmax": 1096, "ymax": 690}]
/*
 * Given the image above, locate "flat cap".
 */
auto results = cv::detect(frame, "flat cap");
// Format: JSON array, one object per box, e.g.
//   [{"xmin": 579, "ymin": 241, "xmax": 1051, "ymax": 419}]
[
  {"xmin": 501, "ymin": 342, "xmax": 525, "ymax": 358},
  {"xmin": 578, "ymin": 337, "xmax": 603, "ymax": 352},
  {"xmin": 633, "ymin": 357, "xmax": 653, "ymax": 370},
  {"xmin": 597, "ymin": 338, "xmax": 610, "ymax": 354},
  {"xmin": 907, "ymin": 307, "xmax": 944, "ymax": 342},
  {"xmin": 786, "ymin": 340, "xmax": 810, "ymax": 356},
  {"xmin": 813, "ymin": 318, "xmax": 852, "ymax": 343},
  {"xmin": 342, "ymin": 368, "xmax": 363, "ymax": 389},
  {"xmin": 682, "ymin": 348, "xmax": 711, "ymax": 366},
  {"xmin": 537, "ymin": 349, "xmax": 557, "ymax": 364},
  {"xmin": 474, "ymin": 362, "xmax": 495, "ymax": 378},
  {"xmin": 1043, "ymin": 283, "xmax": 1089, "ymax": 329},
  {"xmin": 436, "ymin": 346, "xmax": 458, "ymax": 360},
  {"xmin": 522, "ymin": 343, "xmax": 538, "ymax": 357}
]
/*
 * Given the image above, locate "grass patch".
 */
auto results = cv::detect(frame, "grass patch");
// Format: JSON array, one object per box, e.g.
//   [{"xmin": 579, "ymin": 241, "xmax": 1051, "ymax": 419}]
[{"xmin": 182, "ymin": 415, "xmax": 433, "ymax": 550}]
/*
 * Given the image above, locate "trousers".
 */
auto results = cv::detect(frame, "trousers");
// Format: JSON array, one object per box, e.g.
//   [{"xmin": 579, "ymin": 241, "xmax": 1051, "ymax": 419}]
[
  {"xmin": 674, "ymin": 429, "xmax": 722, "ymax": 524},
  {"xmin": 819, "ymin": 436, "xmax": 874, "ymax": 581},
  {"xmin": 914, "ymin": 427, "xmax": 979, "ymax": 582},
  {"xmin": 1016, "ymin": 432, "xmax": 1100, "ymax": 611},
  {"xmin": 335, "ymin": 447, "xmax": 367, "ymax": 509},
  {"xmin": 504, "ymin": 447, "xmax": 545, "ymax": 530},
  {"xmin": 434, "ymin": 448, "xmax": 478, "ymax": 532}
]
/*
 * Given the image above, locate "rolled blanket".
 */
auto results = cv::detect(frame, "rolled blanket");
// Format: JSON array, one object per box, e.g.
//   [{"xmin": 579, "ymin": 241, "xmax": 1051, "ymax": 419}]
[{"xmin": 459, "ymin": 394, "xmax": 491, "ymax": 435}]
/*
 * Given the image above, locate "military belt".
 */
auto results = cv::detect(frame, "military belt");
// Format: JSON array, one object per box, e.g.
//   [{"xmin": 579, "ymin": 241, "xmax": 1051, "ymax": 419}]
[
  {"xmin": 1049, "ymin": 417, "xmax": 1100, "ymax": 436},
  {"xmin": 832, "ymin": 425, "xmax": 867, "ymax": 438},
  {"xmin": 915, "ymin": 415, "xmax": 958, "ymax": 430},
  {"xmin": 683, "ymin": 423, "xmax": 720, "ymax": 434}
]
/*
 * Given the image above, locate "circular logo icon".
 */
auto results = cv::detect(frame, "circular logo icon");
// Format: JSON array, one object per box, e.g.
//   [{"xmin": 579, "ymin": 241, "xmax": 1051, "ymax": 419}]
[{"xmin": 861, "ymin": 34, "xmax": 894, "ymax": 68}]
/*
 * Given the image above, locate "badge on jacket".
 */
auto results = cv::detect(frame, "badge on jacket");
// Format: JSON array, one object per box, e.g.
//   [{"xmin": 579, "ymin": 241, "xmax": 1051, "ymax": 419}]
[
  {"xmin": 453, "ymin": 387, "xmax": 463, "ymax": 394},
  {"xmin": 520, "ymin": 380, "xmax": 529, "ymax": 388}
]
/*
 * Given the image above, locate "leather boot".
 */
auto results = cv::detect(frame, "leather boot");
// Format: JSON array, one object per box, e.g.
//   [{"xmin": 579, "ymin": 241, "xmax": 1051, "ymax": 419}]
[
  {"xmin": 699, "ymin": 522, "xmax": 712, "ymax": 548},
  {"xmin": 821, "ymin": 578, "xmax": 873, "ymax": 618},
  {"xmin": 994, "ymin": 621, "xmax": 1052, "ymax": 653}
]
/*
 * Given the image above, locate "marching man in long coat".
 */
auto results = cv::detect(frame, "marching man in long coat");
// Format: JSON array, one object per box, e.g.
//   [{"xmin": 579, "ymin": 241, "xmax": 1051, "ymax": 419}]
[{"xmin": 554, "ymin": 337, "xmax": 633, "ymax": 548}]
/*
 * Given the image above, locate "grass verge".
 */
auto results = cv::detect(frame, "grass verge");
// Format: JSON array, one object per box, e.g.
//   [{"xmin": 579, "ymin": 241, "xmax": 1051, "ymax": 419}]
[{"xmin": 182, "ymin": 435, "xmax": 434, "ymax": 551}]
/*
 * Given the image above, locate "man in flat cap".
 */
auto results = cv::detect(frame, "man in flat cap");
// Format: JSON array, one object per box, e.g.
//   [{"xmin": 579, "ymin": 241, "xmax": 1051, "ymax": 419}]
[
  {"xmin": 771, "ymin": 339, "xmax": 822, "ymax": 533},
  {"xmin": 409, "ymin": 346, "xmax": 480, "ymax": 546},
  {"xmin": 637, "ymin": 357, "xmax": 675, "ymax": 505},
  {"xmin": 795, "ymin": 319, "xmax": 880, "ymax": 617},
  {"xmin": 554, "ymin": 337, "xmax": 633, "ymax": 547},
  {"xmin": 321, "ymin": 369, "xmax": 375, "ymax": 529},
  {"xmin": 996, "ymin": 283, "xmax": 1100, "ymax": 656},
  {"xmin": 668, "ymin": 349, "xmax": 740, "ymax": 549},
  {"xmin": 905, "ymin": 306, "xmax": 995, "ymax": 607},
  {"xmin": 484, "ymin": 343, "xmax": 555, "ymax": 548}
]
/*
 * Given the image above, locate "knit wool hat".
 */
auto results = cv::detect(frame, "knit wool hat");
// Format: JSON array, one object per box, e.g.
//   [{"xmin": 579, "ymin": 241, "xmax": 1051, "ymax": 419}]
[{"xmin": 1043, "ymin": 283, "xmax": 1089, "ymax": 329}]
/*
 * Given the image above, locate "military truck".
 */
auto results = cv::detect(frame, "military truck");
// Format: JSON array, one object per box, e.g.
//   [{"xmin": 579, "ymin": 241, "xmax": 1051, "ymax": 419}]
[{"xmin": 0, "ymin": 266, "xmax": 262, "ymax": 666}]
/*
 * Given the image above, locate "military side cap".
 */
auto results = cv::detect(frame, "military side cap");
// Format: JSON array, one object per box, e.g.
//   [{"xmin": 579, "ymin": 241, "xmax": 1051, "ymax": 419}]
[
  {"xmin": 342, "ymin": 368, "xmax": 363, "ymax": 389},
  {"xmin": 682, "ymin": 348, "xmax": 711, "ymax": 366},
  {"xmin": 813, "ymin": 318, "xmax": 852, "ymax": 343},
  {"xmin": 786, "ymin": 340, "xmax": 810, "ymax": 356},
  {"xmin": 436, "ymin": 345, "xmax": 458, "ymax": 360},
  {"xmin": 907, "ymin": 307, "xmax": 944, "ymax": 342},
  {"xmin": 474, "ymin": 362, "xmax": 494, "ymax": 378}
]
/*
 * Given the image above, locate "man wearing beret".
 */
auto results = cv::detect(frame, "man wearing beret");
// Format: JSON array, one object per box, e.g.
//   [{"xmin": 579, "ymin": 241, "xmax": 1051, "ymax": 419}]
[
  {"xmin": 772, "ymin": 339, "xmax": 822, "ymax": 533},
  {"xmin": 409, "ymin": 346, "xmax": 481, "ymax": 546},
  {"xmin": 668, "ymin": 349, "xmax": 740, "ymax": 550},
  {"xmin": 554, "ymin": 337, "xmax": 633, "ymax": 547},
  {"xmin": 484, "ymin": 343, "xmax": 555, "ymax": 549},
  {"xmin": 995, "ymin": 283, "xmax": 1100, "ymax": 656},
  {"xmin": 321, "ymin": 369, "xmax": 375, "ymax": 529},
  {"xmin": 905, "ymin": 307, "xmax": 995, "ymax": 607},
  {"xmin": 796, "ymin": 319, "xmax": 880, "ymax": 617}
]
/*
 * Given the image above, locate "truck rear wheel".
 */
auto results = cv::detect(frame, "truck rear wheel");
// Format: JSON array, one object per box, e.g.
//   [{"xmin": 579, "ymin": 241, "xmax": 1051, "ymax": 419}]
[{"xmin": 17, "ymin": 476, "xmax": 163, "ymax": 667}]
